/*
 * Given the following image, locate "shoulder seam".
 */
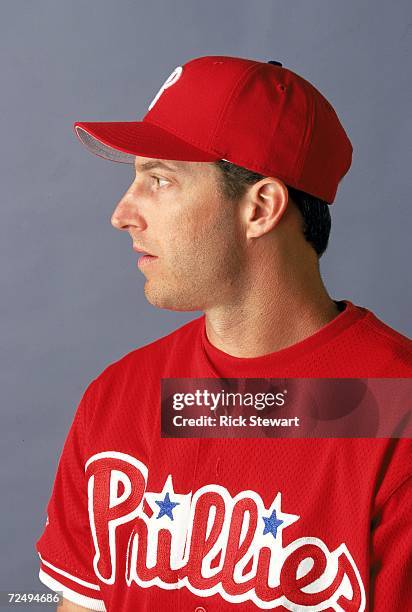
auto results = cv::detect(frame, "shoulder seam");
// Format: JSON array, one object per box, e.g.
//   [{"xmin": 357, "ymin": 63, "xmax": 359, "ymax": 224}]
[{"xmin": 363, "ymin": 315, "xmax": 412, "ymax": 352}]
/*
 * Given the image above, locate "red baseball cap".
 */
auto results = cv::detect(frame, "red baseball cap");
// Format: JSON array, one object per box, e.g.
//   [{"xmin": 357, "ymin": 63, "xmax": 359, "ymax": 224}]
[{"xmin": 74, "ymin": 55, "xmax": 352, "ymax": 203}]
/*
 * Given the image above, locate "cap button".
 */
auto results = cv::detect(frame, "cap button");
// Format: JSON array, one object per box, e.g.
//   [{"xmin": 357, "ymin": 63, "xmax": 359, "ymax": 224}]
[{"xmin": 268, "ymin": 60, "xmax": 283, "ymax": 67}]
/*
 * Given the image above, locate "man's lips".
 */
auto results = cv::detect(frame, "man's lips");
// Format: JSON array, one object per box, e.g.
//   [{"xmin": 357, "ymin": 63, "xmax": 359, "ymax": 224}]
[{"xmin": 133, "ymin": 245, "xmax": 159, "ymax": 269}]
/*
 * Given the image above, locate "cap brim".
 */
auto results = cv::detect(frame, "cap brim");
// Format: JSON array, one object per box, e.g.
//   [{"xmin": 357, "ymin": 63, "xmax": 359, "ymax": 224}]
[{"xmin": 73, "ymin": 120, "xmax": 220, "ymax": 164}]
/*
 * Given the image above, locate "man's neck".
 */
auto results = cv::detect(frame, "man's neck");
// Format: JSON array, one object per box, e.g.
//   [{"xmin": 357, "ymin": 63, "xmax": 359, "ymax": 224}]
[{"xmin": 204, "ymin": 287, "xmax": 341, "ymax": 359}]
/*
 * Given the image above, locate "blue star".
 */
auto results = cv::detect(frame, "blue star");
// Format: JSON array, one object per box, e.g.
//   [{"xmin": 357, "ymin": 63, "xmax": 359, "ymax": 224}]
[
  {"xmin": 155, "ymin": 492, "xmax": 180, "ymax": 520},
  {"xmin": 262, "ymin": 509, "xmax": 284, "ymax": 539}
]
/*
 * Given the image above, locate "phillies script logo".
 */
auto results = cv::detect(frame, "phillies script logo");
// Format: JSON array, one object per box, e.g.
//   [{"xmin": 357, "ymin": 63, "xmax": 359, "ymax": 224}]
[
  {"xmin": 85, "ymin": 451, "xmax": 365, "ymax": 610},
  {"xmin": 147, "ymin": 65, "xmax": 183, "ymax": 111}
]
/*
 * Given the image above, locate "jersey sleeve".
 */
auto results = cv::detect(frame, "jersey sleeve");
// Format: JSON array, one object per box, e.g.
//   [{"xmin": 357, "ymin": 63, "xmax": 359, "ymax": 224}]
[
  {"xmin": 35, "ymin": 380, "xmax": 106, "ymax": 611},
  {"xmin": 370, "ymin": 474, "xmax": 412, "ymax": 609}
]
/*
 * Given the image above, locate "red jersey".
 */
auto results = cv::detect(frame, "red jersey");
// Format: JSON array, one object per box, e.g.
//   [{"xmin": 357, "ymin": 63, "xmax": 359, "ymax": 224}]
[{"xmin": 35, "ymin": 299, "xmax": 412, "ymax": 611}]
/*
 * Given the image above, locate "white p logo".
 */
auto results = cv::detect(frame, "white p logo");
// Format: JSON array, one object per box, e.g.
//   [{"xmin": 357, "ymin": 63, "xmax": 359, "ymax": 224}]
[{"xmin": 148, "ymin": 66, "xmax": 183, "ymax": 111}]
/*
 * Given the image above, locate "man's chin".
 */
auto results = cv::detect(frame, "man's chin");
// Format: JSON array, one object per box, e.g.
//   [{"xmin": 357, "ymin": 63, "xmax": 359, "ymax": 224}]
[{"xmin": 143, "ymin": 284, "xmax": 201, "ymax": 312}]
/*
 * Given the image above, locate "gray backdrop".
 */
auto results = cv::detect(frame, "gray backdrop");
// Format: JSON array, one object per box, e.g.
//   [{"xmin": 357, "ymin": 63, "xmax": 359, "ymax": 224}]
[{"xmin": 1, "ymin": 0, "xmax": 411, "ymax": 604}]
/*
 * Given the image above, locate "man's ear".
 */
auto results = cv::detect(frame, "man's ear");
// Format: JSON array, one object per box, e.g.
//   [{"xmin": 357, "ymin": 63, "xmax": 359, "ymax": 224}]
[{"xmin": 243, "ymin": 177, "xmax": 289, "ymax": 239}]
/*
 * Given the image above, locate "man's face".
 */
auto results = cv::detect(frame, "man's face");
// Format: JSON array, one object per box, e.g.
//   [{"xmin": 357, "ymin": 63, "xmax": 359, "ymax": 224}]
[{"xmin": 111, "ymin": 156, "xmax": 244, "ymax": 311}]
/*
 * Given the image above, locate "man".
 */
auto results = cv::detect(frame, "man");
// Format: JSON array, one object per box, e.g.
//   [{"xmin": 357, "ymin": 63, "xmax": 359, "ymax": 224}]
[{"xmin": 36, "ymin": 56, "xmax": 411, "ymax": 611}]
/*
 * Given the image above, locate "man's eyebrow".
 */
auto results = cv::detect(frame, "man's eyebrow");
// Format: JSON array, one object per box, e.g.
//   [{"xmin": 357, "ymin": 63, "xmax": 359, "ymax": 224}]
[{"xmin": 134, "ymin": 160, "xmax": 181, "ymax": 173}]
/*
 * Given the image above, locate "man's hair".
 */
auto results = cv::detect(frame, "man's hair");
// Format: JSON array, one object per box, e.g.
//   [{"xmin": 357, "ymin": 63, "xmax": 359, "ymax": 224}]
[{"xmin": 213, "ymin": 160, "xmax": 331, "ymax": 257}]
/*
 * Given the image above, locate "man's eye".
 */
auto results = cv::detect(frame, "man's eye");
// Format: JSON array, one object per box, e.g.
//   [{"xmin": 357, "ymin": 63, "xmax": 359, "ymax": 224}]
[{"xmin": 151, "ymin": 176, "xmax": 169, "ymax": 188}]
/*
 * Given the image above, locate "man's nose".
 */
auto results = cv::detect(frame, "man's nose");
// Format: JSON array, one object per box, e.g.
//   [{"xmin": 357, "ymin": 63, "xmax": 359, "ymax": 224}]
[{"xmin": 110, "ymin": 195, "xmax": 146, "ymax": 231}]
